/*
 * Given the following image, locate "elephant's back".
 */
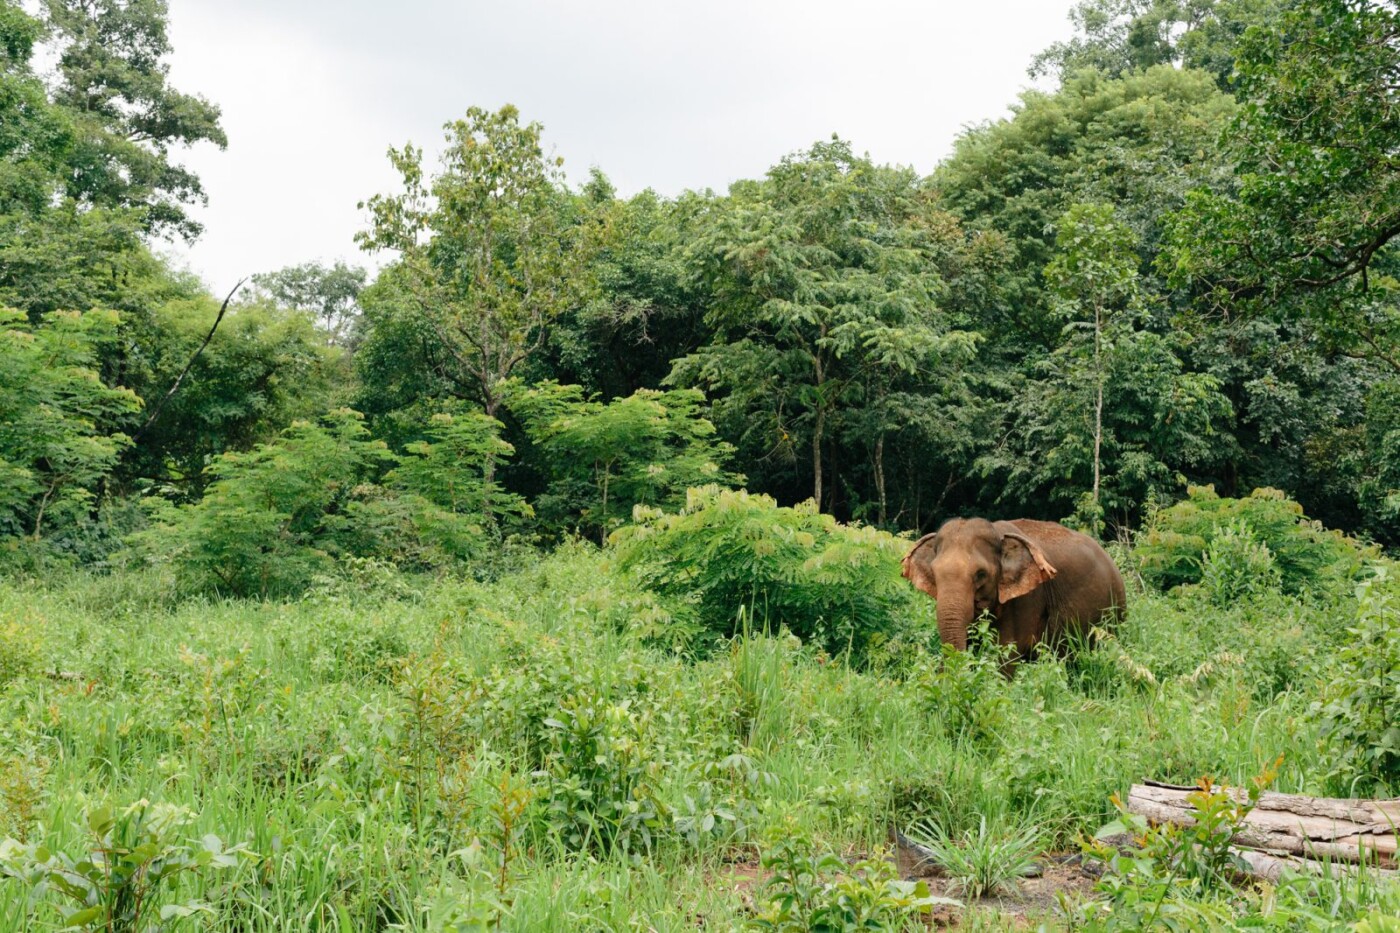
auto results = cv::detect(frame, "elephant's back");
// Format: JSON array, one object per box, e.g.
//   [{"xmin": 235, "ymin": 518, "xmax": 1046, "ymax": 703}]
[
  {"xmin": 1004, "ymin": 519, "xmax": 1113, "ymax": 567},
  {"xmin": 1005, "ymin": 518, "xmax": 1095, "ymax": 547},
  {"xmin": 1005, "ymin": 519, "xmax": 1126, "ymax": 623}
]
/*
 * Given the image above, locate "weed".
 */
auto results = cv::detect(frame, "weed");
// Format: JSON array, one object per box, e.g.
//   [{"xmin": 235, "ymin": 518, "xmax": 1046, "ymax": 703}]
[
  {"xmin": 917, "ymin": 622, "xmax": 1011, "ymax": 744},
  {"xmin": 0, "ymin": 800, "xmax": 253, "ymax": 932},
  {"xmin": 1079, "ymin": 763, "xmax": 1281, "ymax": 929},
  {"xmin": 1315, "ymin": 570, "xmax": 1400, "ymax": 793},
  {"xmin": 1201, "ymin": 519, "xmax": 1282, "ymax": 605},
  {"xmin": 904, "ymin": 816, "xmax": 1042, "ymax": 899},
  {"xmin": 540, "ymin": 696, "xmax": 669, "ymax": 855},
  {"xmin": 749, "ymin": 815, "xmax": 953, "ymax": 931},
  {"xmin": 0, "ymin": 746, "xmax": 48, "ymax": 841}
]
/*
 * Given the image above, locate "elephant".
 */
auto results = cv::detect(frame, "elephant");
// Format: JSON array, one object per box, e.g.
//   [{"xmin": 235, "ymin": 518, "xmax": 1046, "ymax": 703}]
[{"xmin": 901, "ymin": 517, "xmax": 1126, "ymax": 658}]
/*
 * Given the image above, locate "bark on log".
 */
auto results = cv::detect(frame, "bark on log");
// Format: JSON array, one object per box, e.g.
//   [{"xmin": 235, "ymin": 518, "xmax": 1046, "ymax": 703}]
[
  {"xmin": 1096, "ymin": 831, "xmax": 1400, "ymax": 884},
  {"xmin": 1234, "ymin": 848, "xmax": 1399, "ymax": 883},
  {"xmin": 1126, "ymin": 782, "xmax": 1400, "ymax": 869}
]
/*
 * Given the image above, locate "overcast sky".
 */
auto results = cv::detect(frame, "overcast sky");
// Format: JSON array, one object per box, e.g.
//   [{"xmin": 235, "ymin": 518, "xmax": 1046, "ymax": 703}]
[{"xmin": 161, "ymin": 0, "xmax": 1079, "ymax": 291}]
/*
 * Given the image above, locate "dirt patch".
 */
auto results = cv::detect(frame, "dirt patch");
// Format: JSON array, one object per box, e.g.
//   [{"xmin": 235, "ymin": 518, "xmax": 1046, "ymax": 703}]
[
  {"xmin": 706, "ymin": 849, "xmax": 1098, "ymax": 928},
  {"xmin": 712, "ymin": 858, "xmax": 767, "ymax": 897},
  {"xmin": 894, "ymin": 843, "xmax": 1101, "ymax": 928}
]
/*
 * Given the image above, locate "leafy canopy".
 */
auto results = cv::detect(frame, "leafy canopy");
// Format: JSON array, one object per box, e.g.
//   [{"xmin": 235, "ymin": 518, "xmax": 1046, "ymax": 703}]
[
  {"xmin": 0, "ymin": 308, "xmax": 140, "ymax": 545},
  {"xmin": 141, "ymin": 410, "xmax": 396, "ymax": 598},
  {"xmin": 251, "ymin": 261, "xmax": 368, "ymax": 347},
  {"xmin": 357, "ymin": 104, "xmax": 590, "ymax": 418},
  {"xmin": 1167, "ymin": 0, "xmax": 1400, "ymax": 369},
  {"xmin": 509, "ymin": 382, "xmax": 741, "ymax": 541},
  {"xmin": 673, "ymin": 138, "xmax": 978, "ymax": 509},
  {"xmin": 39, "ymin": 0, "xmax": 228, "ymax": 240},
  {"xmin": 1031, "ymin": 0, "xmax": 1281, "ymax": 89}
]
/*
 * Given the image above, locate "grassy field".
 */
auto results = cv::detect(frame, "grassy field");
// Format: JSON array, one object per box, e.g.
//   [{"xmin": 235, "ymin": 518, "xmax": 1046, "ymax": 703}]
[{"xmin": 1, "ymin": 542, "xmax": 1398, "ymax": 931}]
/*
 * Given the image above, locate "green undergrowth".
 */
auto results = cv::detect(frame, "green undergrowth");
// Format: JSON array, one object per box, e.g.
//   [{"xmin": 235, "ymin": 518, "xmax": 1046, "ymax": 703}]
[{"xmin": 0, "ymin": 542, "xmax": 1397, "ymax": 930}]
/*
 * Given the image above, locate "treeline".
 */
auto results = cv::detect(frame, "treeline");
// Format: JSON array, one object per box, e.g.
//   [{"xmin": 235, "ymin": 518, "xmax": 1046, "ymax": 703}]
[{"xmin": 3, "ymin": 0, "xmax": 1399, "ymax": 587}]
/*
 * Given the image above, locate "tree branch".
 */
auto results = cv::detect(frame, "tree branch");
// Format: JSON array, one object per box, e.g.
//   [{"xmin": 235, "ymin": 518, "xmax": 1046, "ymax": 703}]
[{"xmin": 131, "ymin": 278, "xmax": 246, "ymax": 442}]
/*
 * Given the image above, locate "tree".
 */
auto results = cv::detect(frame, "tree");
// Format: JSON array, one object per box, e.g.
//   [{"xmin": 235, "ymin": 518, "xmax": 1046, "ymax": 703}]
[
  {"xmin": 977, "ymin": 205, "xmax": 1232, "ymax": 529},
  {"xmin": 1167, "ymin": 0, "xmax": 1400, "ymax": 374},
  {"xmin": 251, "ymin": 261, "xmax": 368, "ymax": 347},
  {"xmin": 673, "ymin": 138, "xmax": 977, "ymax": 512},
  {"xmin": 387, "ymin": 407, "xmax": 531, "ymax": 559},
  {"xmin": 118, "ymin": 297, "xmax": 336, "ymax": 497},
  {"xmin": 356, "ymin": 105, "xmax": 590, "ymax": 421},
  {"xmin": 1046, "ymin": 204, "xmax": 1142, "ymax": 526},
  {"xmin": 39, "ymin": 0, "xmax": 227, "ymax": 240},
  {"xmin": 1031, "ymin": 0, "xmax": 1281, "ymax": 89},
  {"xmin": 508, "ymin": 381, "xmax": 740, "ymax": 541},
  {"xmin": 0, "ymin": 308, "xmax": 141, "ymax": 546},
  {"xmin": 0, "ymin": 207, "xmax": 178, "ymax": 322}
]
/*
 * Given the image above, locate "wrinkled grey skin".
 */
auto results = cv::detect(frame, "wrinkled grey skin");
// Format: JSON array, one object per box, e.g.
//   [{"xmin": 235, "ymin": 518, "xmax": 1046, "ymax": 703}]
[{"xmin": 901, "ymin": 517, "xmax": 1126, "ymax": 658}]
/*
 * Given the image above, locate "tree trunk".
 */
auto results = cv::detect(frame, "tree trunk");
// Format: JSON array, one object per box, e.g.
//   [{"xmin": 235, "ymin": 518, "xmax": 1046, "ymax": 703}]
[
  {"xmin": 1092, "ymin": 303, "xmax": 1103, "ymax": 519},
  {"xmin": 874, "ymin": 432, "xmax": 887, "ymax": 527},
  {"xmin": 599, "ymin": 464, "xmax": 610, "ymax": 546},
  {"xmin": 1125, "ymin": 781, "xmax": 1400, "ymax": 868},
  {"xmin": 812, "ymin": 404, "xmax": 826, "ymax": 511},
  {"xmin": 32, "ymin": 475, "xmax": 64, "ymax": 542},
  {"xmin": 481, "ymin": 386, "xmax": 501, "ymax": 507}
]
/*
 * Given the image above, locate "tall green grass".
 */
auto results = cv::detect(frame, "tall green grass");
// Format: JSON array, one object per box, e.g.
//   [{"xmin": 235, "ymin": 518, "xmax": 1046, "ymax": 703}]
[{"xmin": 0, "ymin": 546, "xmax": 1395, "ymax": 930}]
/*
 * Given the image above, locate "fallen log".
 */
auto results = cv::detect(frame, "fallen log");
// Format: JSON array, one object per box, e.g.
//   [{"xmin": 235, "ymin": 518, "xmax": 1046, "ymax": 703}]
[
  {"xmin": 1126, "ymin": 782, "xmax": 1399, "ymax": 869},
  {"xmin": 1097, "ymin": 830, "xmax": 1400, "ymax": 884},
  {"xmin": 1234, "ymin": 848, "xmax": 1399, "ymax": 883}
]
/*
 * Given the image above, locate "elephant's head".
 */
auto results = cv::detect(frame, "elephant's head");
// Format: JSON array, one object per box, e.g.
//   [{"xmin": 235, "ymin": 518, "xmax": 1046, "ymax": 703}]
[{"xmin": 901, "ymin": 518, "xmax": 1058, "ymax": 650}]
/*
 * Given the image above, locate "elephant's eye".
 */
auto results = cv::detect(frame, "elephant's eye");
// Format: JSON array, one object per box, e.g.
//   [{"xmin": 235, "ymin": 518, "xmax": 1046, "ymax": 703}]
[{"xmin": 975, "ymin": 569, "xmax": 988, "ymax": 582}]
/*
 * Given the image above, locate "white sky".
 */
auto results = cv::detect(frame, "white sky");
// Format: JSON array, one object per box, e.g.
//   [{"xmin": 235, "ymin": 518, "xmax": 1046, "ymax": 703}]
[{"xmin": 161, "ymin": 0, "xmax": 1079, "ymax": 291}]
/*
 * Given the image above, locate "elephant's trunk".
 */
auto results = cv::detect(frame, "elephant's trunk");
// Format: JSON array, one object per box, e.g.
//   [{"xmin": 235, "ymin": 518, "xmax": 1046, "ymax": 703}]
[{"xmin": 935, "ymin": 590, "xmax": 974, "ymax": 651}]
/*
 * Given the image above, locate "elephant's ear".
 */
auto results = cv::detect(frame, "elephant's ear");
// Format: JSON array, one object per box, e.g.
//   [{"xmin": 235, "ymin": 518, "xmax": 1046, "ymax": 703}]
[
  {"xmin": 998, "ymin": 532, "xmax": 1057, "ymax": 603},
  {"xmin": 902, "ymin": 533, "xmax": 938, "ymax": 599}
]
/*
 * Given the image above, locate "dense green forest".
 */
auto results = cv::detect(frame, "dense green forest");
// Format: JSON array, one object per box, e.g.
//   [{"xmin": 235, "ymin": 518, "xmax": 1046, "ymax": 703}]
[
  {"xmin": 2, "ymin": 0, "xmax": 1398, "ymax": 574},
  {"xmin": 4, "ymin": 0, "xmax": 1400, "ymax": 930}
]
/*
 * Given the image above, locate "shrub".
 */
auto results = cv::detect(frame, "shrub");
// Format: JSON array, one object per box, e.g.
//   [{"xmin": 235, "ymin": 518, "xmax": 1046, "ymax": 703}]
[
  {"xmin": 508, "ymin": 382, "xmax": 741, "ymax": 542},
  {"xmin": 132, "ymin": 406, "xmax": 531, "ymax": 596},
  {"xmin": 916, "ymin": 631, "xmax": 1012, "ymax": 745},
  {"xmin": 1314, "ymin": 571, "xmax": 1400, "ymax": 794},
  {"xmin": 0, "ymin": 800, "xmax": 253, "ymax": 932},
  {"xmin": 0, "ymin": 620, "xmax": 40, "ymax": 688},
  {"xmin": 673, "ymin": 753, "xmax": 770, "ymax": 852},
  {"xmin": 134, "ymin": 409, "xmax": 397, "ymax": 597},
  {"xmin": 1199, "ymin": 519, "xmax": 1281, "ymax": 605},
  {"xmin": 1136, "ymin": 486, "xmax": 1371, "ymax": 595},
  {"xmin": 749, "ymin": 816, "xmax": 949, "ymax": 931},
  {"xmin": 612, "ymin": 486, "xmax": 921, "ymax": 657},
  {"xmin": 306, "ymin": 610, "xmax": 411, "ymax": 684}
]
